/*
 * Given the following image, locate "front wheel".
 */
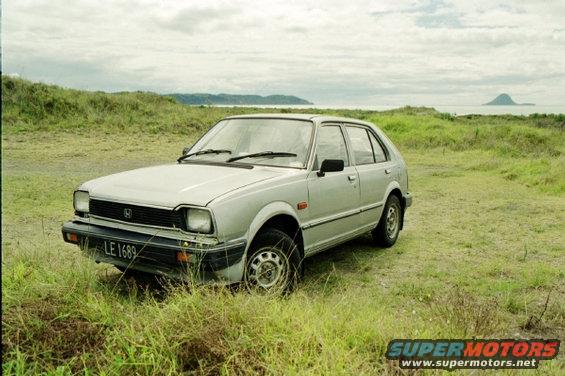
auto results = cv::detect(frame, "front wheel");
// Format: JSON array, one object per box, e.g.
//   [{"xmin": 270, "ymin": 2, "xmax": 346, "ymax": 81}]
[
  {"xmin": 372, "ymin": 195, "xmax": 402, "ymax": 247},
  {"xmin": 244, "ymin": 228, "xmax": 301, "ymax": 294}
]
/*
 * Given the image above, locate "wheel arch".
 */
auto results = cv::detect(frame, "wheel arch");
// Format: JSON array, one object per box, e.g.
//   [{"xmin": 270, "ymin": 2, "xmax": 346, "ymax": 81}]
[
  {"xmin": 384, "ymin": 182, "xmax": 405, "ymax": 230},
  {"xmin": 246, "ymin": 202, "xmax": 304, "ymax": 259}
]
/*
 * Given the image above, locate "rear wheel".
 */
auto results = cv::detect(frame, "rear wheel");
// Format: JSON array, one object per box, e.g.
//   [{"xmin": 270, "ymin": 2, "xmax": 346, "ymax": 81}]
[
  {"xmin": 372, "ymin": 195, "xmax": 402, "ymax": 247},
  {"xmin": 244, "ymin": 228, "xmax": 301, "ymax": 293}
]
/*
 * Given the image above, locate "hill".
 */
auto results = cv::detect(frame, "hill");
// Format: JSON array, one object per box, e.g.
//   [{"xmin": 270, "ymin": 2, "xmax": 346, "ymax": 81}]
[
  {"xmin": 2, "ymin": 76, "xmax": 562, "ymax": 135},
  {"xmin": 1, "ymin": 76, "xmax": 320, "ymax": 133},
  {"xmin": 484, "ymin": 93, "xmax": 535, "ymax": 106},
  {"xmin": 169, "ymin": 93, "xmax": 313, "ymax": 105}
]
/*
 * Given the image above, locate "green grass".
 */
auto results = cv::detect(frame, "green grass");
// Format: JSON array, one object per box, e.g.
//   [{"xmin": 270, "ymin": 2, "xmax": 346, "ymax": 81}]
[{"xmin": 2, "ymin": 77, "xmax": 564, "ymax": 374}]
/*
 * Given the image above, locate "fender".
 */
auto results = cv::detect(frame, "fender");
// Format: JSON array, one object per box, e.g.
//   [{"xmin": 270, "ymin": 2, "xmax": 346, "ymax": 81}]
[
  {"xmin": 365, "ymin": 180, "xmax": 402, "ymax": 222},
  {"xmin": 382, "ymin": 180, "xmax": 406, "ymax": 230},
  {"xmin": 213, "ymin": 202, "xmax": 301, "ymax": 284},
  {"xmin": 383, "ymin": 180, "xmax": 402, "ymax": 201},
  {"xmin": 245, "ymin": 201, "xmax": 300, "ymax": 251},
  {"xmin": 351, "ymin": 180, "xmax": 402, "ymax": 224}
]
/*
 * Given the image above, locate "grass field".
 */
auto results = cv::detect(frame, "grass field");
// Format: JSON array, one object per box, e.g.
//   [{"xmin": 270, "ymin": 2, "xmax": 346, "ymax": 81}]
[{"xmin": 2, "ymin": 77, "xmax": 564, "ymax": 374}]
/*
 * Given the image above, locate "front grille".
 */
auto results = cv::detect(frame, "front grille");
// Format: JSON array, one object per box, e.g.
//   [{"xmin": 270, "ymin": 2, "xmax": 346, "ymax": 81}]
[{"xmin": 90, "ymin": 199, "xmax": 184, "ymax": 229}]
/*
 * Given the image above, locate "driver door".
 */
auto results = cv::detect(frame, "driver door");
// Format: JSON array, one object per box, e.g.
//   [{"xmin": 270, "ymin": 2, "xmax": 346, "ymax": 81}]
[{"xmin": 304, "ymin": 124, "xmax": 361, "ymax": 255}]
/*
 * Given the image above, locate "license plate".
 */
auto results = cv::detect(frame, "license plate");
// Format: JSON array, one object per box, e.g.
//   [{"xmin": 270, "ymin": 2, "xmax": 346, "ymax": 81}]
[{"xmin": 101, "ymin": 240, "xmax": 138, "ymax": 260}]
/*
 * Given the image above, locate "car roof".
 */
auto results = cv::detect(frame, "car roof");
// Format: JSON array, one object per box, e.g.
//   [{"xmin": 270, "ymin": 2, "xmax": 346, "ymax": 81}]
[{"xmin": 224, "ymin": 113, "xmax": 374, "ymax": 127}]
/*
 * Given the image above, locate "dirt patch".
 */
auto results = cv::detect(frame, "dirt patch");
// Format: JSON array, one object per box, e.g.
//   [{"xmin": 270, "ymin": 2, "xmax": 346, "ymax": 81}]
[
  {"xmin": 519, "ymin": 288, "xmax": 564, "ymax": 339},
  {"xmin": 178, "ymin": 330, "xmax": 227, "ymax": 374},
  {"xmin": 432, "ymin": 288, "xmax": 501, "ymax": 336},
  {"xmin": 2, "ymin": 296, "xmax": 107, "ymax": 371},
  {"xmin": 176, "ymin": 323, "xmax": 265, "ymax": 375}
]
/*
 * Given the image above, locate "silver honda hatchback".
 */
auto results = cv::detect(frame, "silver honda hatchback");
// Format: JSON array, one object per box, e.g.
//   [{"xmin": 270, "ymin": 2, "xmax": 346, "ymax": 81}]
[{"xmin": 63, "ymin": 114, "xmax": 412, "ymax": 292}]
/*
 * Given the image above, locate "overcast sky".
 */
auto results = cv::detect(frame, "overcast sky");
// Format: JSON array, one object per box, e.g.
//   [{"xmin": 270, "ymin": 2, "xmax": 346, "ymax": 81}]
[{"xmin": 3, "ymin": 0, "xmax": 565, "ymax": 105}]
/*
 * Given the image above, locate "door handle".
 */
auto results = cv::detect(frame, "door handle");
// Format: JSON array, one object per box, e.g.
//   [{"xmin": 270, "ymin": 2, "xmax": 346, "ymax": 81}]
[
  {"xmin": 385, "ymin": 168, "xmax": 392, "ymax": 174},
  {"xmin": 348, "ymin": 175, "xmax": 357, "ymax": 181}
]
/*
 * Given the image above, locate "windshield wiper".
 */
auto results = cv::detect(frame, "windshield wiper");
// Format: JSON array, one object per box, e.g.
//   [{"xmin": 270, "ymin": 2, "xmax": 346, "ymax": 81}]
[
  {"xmin": 227, "ymin": 151, "xmax": 297, "ymax": 163},
  {"xmin": 177, "ymin": 149, "xmax": 231, "ymax": 163}
]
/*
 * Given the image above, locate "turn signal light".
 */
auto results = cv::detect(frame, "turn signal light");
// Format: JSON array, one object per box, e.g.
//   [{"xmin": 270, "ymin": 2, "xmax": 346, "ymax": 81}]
[
  {"xmin": 176, "ymin": 251, "xmax": 191, "ymax": 262},
  {"xmin": 297, "ymin": 201, "xmax": 308, "ymax": 210},
  {"xmin": 66, "ymin": 233, "xmax": 79, "ymax": 243}
]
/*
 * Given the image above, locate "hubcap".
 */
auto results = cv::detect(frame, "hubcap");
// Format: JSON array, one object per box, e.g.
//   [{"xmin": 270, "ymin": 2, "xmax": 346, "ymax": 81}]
[
  {"xmin": 386, "ymin": 204, "xmax": 399, "ymax": 239},
  {"xmin": 247, "ymin": 248, "xmax": 288, "ymax": 290}
]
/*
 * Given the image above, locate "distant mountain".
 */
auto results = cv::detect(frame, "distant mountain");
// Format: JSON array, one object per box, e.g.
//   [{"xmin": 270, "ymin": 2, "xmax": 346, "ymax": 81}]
[
  {"xmin": 484, "ymin": 94, "xmax": 535, "ymax": 106},
  {"xmin": 169, "ymin": 93, "xmax": 313, "ymax": 105}
]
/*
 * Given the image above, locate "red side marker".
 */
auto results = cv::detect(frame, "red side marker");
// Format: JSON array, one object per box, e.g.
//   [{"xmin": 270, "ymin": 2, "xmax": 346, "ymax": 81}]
[{"xmin": 297, "ymin": 202, "xmax": 308, "ymax": 210}]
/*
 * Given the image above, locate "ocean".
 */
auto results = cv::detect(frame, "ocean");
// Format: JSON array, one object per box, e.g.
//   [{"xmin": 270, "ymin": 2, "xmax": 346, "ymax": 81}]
[{"xmin": 220, "ymin": 104, "xmax": 565, "ymax": 116}]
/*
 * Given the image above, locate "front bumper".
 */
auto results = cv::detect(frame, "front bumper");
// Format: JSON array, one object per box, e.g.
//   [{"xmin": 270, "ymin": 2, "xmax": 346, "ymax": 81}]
[{"xmin": 62, "ymin": 221, "xmax": 246, "ymax": 281}]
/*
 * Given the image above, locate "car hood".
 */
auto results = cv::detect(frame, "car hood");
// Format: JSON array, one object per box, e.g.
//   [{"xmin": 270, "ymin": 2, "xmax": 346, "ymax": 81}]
[{"xmin": 80, "ymin": 163, "xmax": 288, "ymax": 208}]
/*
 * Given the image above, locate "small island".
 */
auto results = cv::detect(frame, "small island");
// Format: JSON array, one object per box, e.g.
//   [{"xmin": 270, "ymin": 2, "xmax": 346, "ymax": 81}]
[
  {"xmin": 483, "ymin": 94, "xmax": 535, "ymax": 106},
  {"xmin": 169, "ymin": 93, "xmax": 313, "ymax": 106}
]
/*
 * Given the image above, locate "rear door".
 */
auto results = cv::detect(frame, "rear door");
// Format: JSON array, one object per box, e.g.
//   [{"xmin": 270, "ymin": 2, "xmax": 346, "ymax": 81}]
[
  {"xmin": 344, "ymin": 125, "xmax": 394, "ymax": 228},
  {"xmin": 304, "ymin": 124, "xmax": 361, "ymax": 254}
]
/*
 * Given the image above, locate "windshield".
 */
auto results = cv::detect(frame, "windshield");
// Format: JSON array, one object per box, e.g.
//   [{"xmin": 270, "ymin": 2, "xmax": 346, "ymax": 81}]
[{"xmin": 186, "ymin": 118, "xmax": 314, "ymax": 168}]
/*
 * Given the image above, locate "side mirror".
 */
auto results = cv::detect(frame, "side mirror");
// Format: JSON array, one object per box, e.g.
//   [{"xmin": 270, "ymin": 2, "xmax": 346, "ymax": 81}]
[
  {"xmin": 317, "ymin": 159, "xmax": 344, "ymax": 177},
  {"xmin": 182, "ymin": 146, "xmax": 193, "ymax": 155}
]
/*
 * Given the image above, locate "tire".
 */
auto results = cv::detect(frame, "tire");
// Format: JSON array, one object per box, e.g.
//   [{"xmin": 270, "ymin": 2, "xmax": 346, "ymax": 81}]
[
  {"xmin": 372, "ymin": 195, "xmax": 402, "ymax": 248},
  {"xmin": 244, "ymin": 228, "xmax": 301, "ymax": 293}
]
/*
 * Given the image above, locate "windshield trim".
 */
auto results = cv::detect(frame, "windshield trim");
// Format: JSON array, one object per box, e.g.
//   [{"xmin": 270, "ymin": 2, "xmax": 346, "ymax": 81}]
[
  {"xmin": 178, "ymin": 159, "xmax": 254, "ymax": 169},
  {"xmin": 229, "ymin": 161, "xmax": 306, "ymax": 170}
]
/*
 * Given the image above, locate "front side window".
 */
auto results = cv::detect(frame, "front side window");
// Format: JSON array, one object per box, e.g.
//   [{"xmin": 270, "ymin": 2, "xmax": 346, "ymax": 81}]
[
  {"xmin": 187, "ymin": 118, "xmax": 314, "ymax": 168},
  {"xmin": 345, "ymin": 126, "xmax": 375, "ymax": 165},
  {"xmin": 315, "ymin": 125, "xmax": 349, "ymax": 169}
]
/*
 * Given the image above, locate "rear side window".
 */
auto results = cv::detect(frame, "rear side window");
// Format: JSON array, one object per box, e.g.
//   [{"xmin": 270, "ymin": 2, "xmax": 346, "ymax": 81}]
[
  {"xmin": 368, "ymin": 131, "xmax": 387, "ymax": 162},
  {"xmin": 315, "ymin": 125, "xmax": 349, "ymax": 168},
  {"xmin": 345, "ymin": 126, "xmax": 374, "ymax": 165}
]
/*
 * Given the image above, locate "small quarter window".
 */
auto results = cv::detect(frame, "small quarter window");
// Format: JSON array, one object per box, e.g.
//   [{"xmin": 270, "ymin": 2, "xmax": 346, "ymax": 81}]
[{"xmin": 368, "ymin": 131, "xmax": 387, "ymax": 163}]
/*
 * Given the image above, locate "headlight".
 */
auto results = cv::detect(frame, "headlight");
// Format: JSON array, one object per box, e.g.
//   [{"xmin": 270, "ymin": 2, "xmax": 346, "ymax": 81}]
[
  {"xmin": 185, "ymin": 208, "xmax": 212, "ymax": 233},
  {"xmin": 73, "ymin": 191, "xmax": 90, "ymax": 213}
]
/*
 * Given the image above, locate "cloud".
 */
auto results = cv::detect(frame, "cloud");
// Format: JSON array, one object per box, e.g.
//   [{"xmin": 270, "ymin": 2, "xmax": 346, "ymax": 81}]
[
  {"xmin": 153, "ymin": 6, "xmax": 244, "ymax": 34},
  {"xmin": 3, "ymin": 0, "xmax": 565, "ymax": 105}
]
